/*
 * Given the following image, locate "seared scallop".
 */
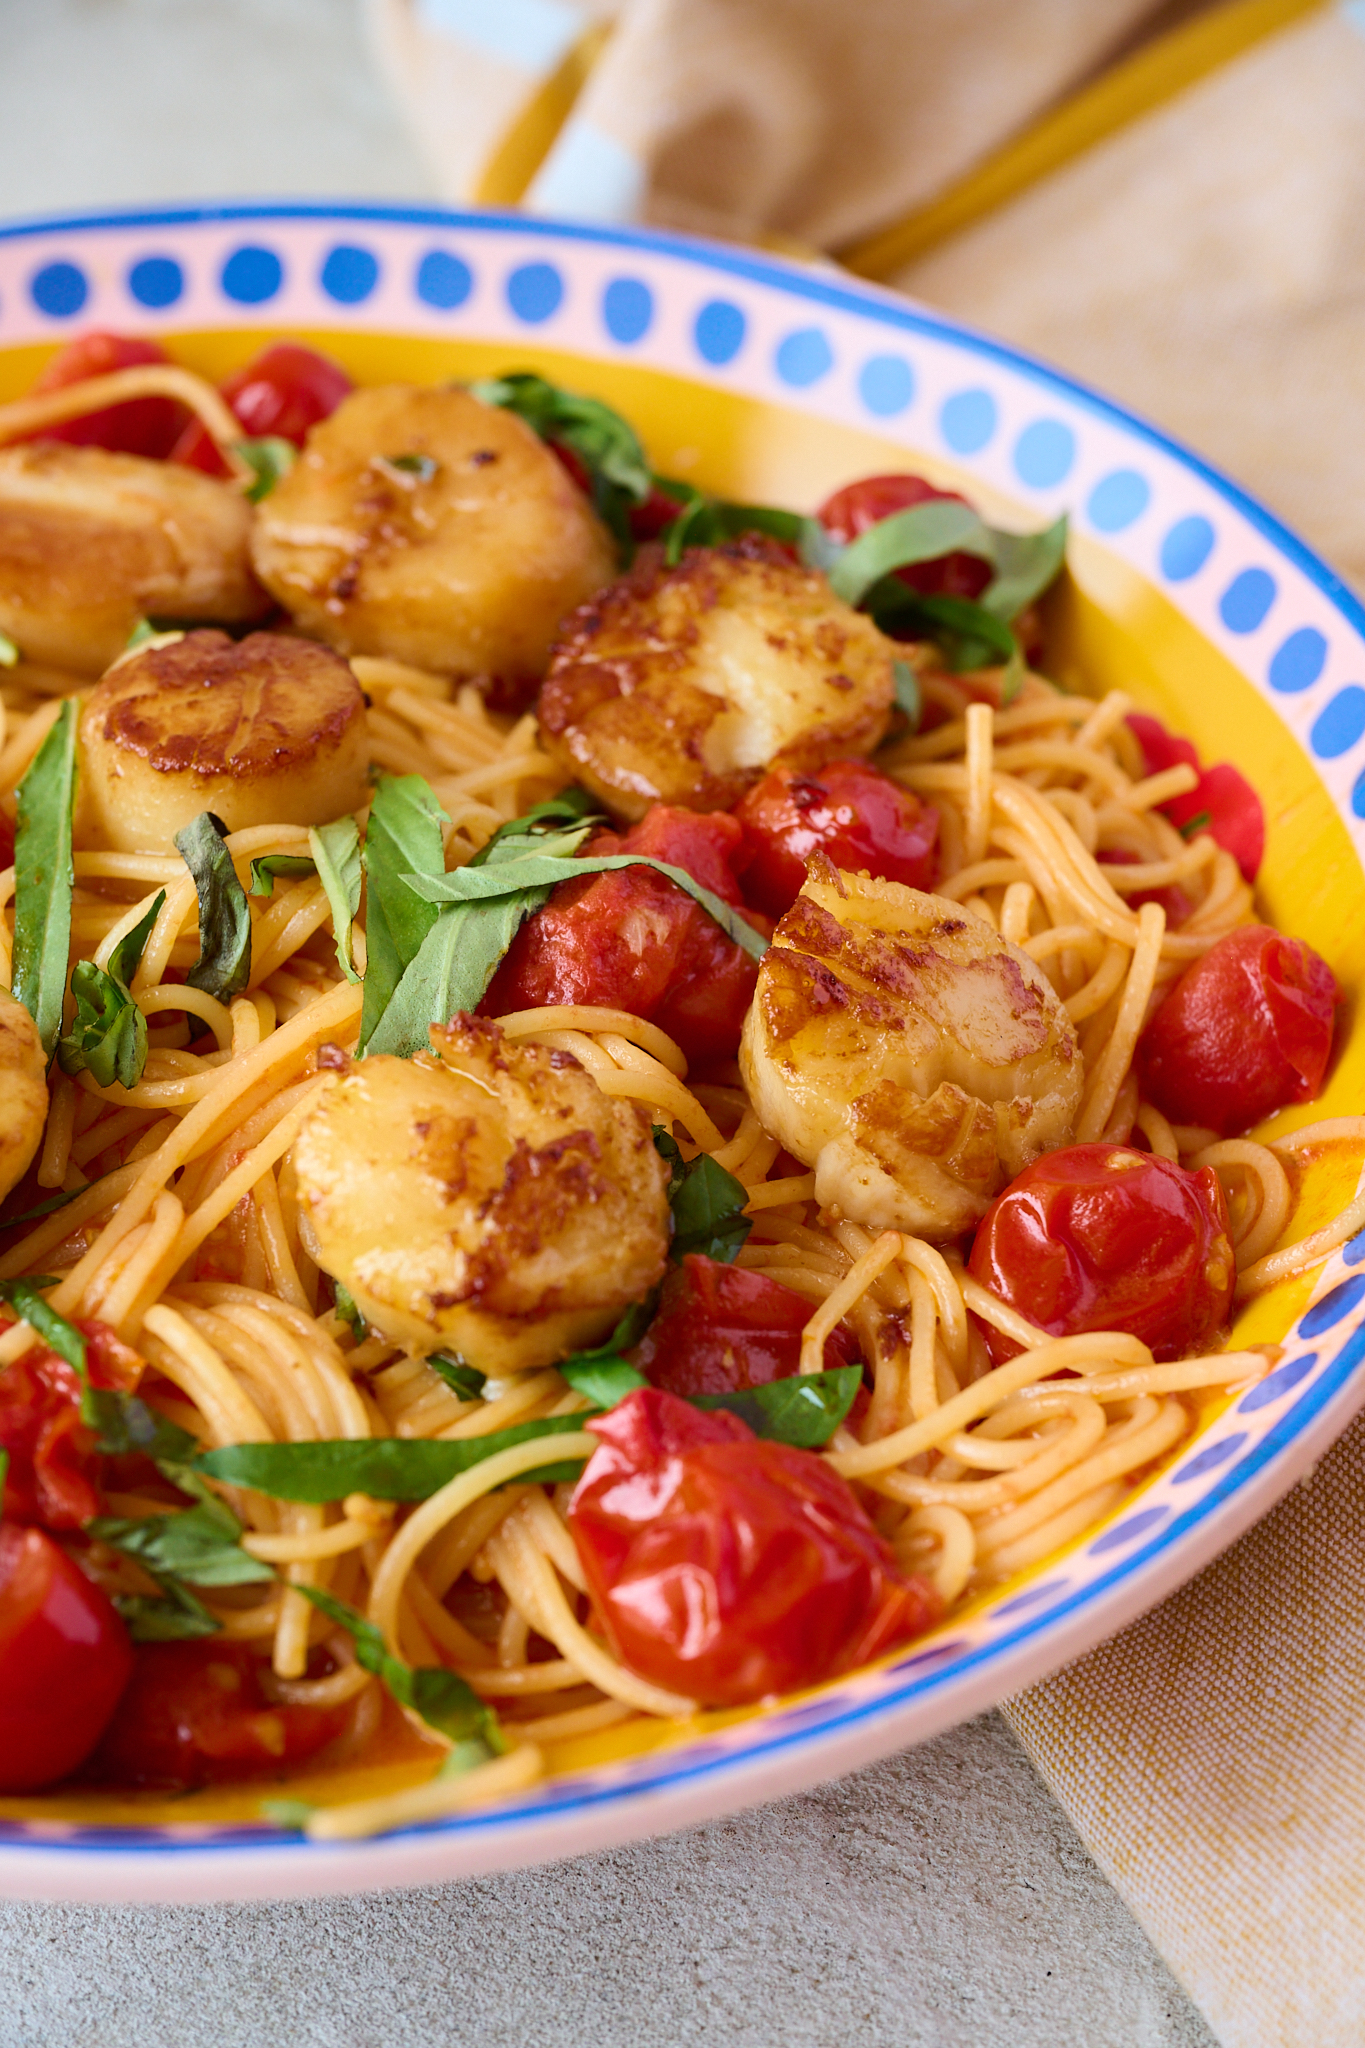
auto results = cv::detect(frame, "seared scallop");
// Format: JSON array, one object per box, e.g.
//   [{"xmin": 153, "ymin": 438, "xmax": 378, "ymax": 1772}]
[
  {"xmin": 537, "ymin": 537, "xmax": 897, "ymax": 823},
  {"xmin": 0, "ymin": 988, "xmax": 47, "ymax": 1204},
  {"xmin": 740, "ymin": 865, "xmax": 1083, "ymax": 1238},
  {"xmin": 248, "ymin": 384, "xmax": 617, "ymax": 689},
  {"xmin": 78, "ymin": 630, "xmax": 370, "ymax": 853},
  {"xmin": 291, "ymin": 1014, "xmax": 671, "ymax": 1372},
  {"xmin": 0, "ymin": 443, "xmax": 266, "ymax": 675}
]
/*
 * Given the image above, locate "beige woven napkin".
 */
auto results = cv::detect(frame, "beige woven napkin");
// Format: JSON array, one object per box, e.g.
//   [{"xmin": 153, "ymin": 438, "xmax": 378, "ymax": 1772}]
[{"xmin": 368, "ymin": 8, "xmax": 1365, "ymax": 2041}]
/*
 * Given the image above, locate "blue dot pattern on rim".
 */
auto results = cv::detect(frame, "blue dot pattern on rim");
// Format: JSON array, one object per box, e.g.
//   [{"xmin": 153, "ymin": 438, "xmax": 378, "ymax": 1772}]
[
  {"xmin": 30, "ymin": 260, "xmax": 89, "ymax": 318},
  {"xmin": 1219, "ymin": 567, "xmax": 1277, "ymax": 633},
  {"xmin": 319, "ymin": 244, "xmax": 379, "ymax": 305},
  {"xmin": 220, "ymin": 245, "xmax": 283, "ymax": 305},
  {"xmin": 774, "ymin": 327, "xmax": 834, "ymax": 388},
  {"xmin": 1353, "ymin": 768, "xmax": 1365, "ymax": 820},
  {"xmin": 1299, "ymin": 1273, "xmax": 1365, "ymax": 1337},
  {"xmin": 127, "ymin": 256, "xmax": 183, "ymax": 310},
  {"xmin": 1087, "ymin": 469, "xmax": 1150, "ymax": 533},
  {"xmin": 995, "ymin": 1578, "xmax": 1070, "ymax": 1617},
  {"xmin": 885, "ymin": 1638, "xmax": 970, "ymax": 1673},
  {"xmin": 1240, "ymin": 1351, "xmax": 1317, "ymax": 1412},
  {"xmin": 858, "ymin": 354, "xmax": 915, "ymax": 416},
  {"xmin": 1013, "ymin": 418, "xmax": 1076, "ymax": 488},
  {"xmin": 1173, "ymin": 1432, "xmax": 1248, "ymax": 1483},
  {"xmin": 505, "ymin": 261, "xmax": 563, "ymax": 324},
  {"xmin": 939, "ymin": 388, "xmax": 997, "ymax": 454},
  {"xmin": 601, "ymin": 277, "xmax": 652, "ymax": 344},
  {"xmin": 1269, "ymin": 625, "xmax": 1328, "ymax": 694},
  {"xmin": 415, "ymin": 249, "xmax": 472, "ymax": 310},
  {"xmin": 1089, "ymin": 1504, "xmax": 1168, "ymax": 1555},
  {"xmin": 1160, "ymin": 515, "xmax": 1215, "ymax": 582},
  {"xmin": 694, "ymin": 299, "xmax": 746, "ymax": 365},
  {"xmin": 1310, "ymin": 686, "xmax": 1365, "ymax": 758}
]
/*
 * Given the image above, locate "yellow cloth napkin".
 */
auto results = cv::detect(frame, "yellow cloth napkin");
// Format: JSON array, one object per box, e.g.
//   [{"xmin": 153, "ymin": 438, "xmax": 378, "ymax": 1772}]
[{"xmin": 367, "ymin": 7, "xmax": 1365, "ymax": 2040}]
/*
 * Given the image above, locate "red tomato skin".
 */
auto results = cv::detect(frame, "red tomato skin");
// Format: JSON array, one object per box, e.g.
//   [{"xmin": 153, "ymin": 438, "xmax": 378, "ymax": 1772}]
[
  {"xmin": 0, "ymin": 809, "xmax": 14, "ymax": 873},
  {"xmin": 171, "ymin": 342, "xmax": 353, "ymax": 471},
  {"xmin": 0, "ymin": 1524, "xmax": 134, "ymax": 1791},
  {"xmin": 1126, "ymin": 712, "xmax": 1265, "ymax": 883},
  {"xmin": 568, "ymin": 1388, "xmax": 939, "ymax": 1706},
  {"xmin": 483, "ymin": 806, "xmax": 762, "ymax": 1064},
  {"xmin": 28, "ymin": 332, "xmax": 183, "ymax": 458},
  {"xmin": 817, "ymin": 473, "xmax": 992, "ymax": 601},
  {"xmin": 88, "ymin": 1641, "xmax": 349, "ymax": 1791},
  {"xmin": 0, "ymin": 1318, "xmax": 142, "ymax": 1530},
  {"xmin": 735, "ymin": 759, "xmax": 940, "ymax": 919},
  {"xmin": 968, "ymin": 1143, "xmax": 1235, "ymax": 1364},
  {"xmin": 1137, "ymin": 924, "xmax": 1338, "ymax": 1137},
  {"xmin": 1097, "ymin": 847, "xmax": 1193, "ymax": 929},
  {"xmin": 634, "ymin": 1253, "xmax": 860, "ymax": 1398}
]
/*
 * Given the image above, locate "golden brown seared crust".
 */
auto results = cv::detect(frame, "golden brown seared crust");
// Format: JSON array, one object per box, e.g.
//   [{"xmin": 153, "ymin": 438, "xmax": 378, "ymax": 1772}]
[
  {"xmin": 290, "ymin": 1014, "xmax": 671, "ymax": 1371},
  {"xmin": 537, "ymin": 538, "xmax": 898, "ymax": 821},
  {"xmin": 0, "ymin": 443, "xmax": 267, "ymax": 676},
  {"xmin": 0, "ymin": 989, "xmax": 47, "ymax": 1204},
  {"xmin": 739, "ymin": 867, "xmax": 1083, "ymax": 1239},
  {"xmin": 248, "ymin": 384, "xmax": 617, "ymax": 687},
  {"xmin": 77, "ymin": 630, "xmax": 371, "ymax": 852}
]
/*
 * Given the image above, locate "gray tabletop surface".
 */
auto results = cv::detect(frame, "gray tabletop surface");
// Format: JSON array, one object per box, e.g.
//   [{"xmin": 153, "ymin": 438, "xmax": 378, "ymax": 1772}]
[{"xmin": 0, "ymin": 4, "xmax": 1217, "ymax": 2041}]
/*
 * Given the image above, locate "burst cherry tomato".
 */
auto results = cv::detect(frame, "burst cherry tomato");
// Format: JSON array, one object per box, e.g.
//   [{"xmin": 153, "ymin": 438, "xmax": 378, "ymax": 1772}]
[
  {"xmin": 0, "ymin": 1317, "xmax": 142, "ymax": 1530},
  {"xmin": 88, "ymin": 1640, "xmax": 350, "ymax": 1790},
  {"xmin": 968, "ymin": 1143, "xmax": 1235, "ymax": 1364},
  {"xmin": 0, "ymin": 1523, "xmax": 134, "ymax": 1791},
  {"xmin": 483, "ymin": 805, "xmax": 765, "ymax": 1065},
  {"xmin": 568, "ymin": 1387, "xmax": 938, "ymax": 1705},
  {"xmin": 735, "ymin": 758, "xmax": 940, "ymax": 919},
  {"xmin": 817, "ymin": 473, "xmax": 992, "ymax": 601},
  {"xmin": 1137, "ymin": 924, "xmax": 1338, "ymax": 1137},
  {"xmin": 1127, "ymin": 712, "xmax": 1265, "ymax": 883},
  {"xmin": 172, "ymin": 341, "xmax": 353, "ymax": 472},
  {"xmin": 27, "ymin": 331, "xmax": 184, "ymax": 458},
  {"xmin": 633, "ymin": 1253, "xmax": 860, "ymax": 1398}
]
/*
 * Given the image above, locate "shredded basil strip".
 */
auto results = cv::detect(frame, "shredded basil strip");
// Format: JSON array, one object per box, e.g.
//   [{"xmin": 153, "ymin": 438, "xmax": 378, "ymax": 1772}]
[
  {"xmin": 196, "ymin": 1413, "xmax": 595, "ymax": 1502},
  {"xmin": 300, "ymin": 1585, "xmax": 506, "ymax": 1755},
  {"xmin": 175, "ymin": 811, "xmax": 252, "ymax": 1001},
  {"xmin": 693, "ymin": 1365, "xmax": 863, "ymax": 1447},
  {"xmin": 308, "ymin": 815, "xmax": 363, "ymax": 983},
  {"xmin": 57, "ymin": 889, "xmax": 165, "ymax": 1090},
  {"xmin": 11, "ymin": 699, "xmax": 78, "ymax": 1060},
  {"xmin": 1179, "ymin": 809, "xmax": 1213, "ymax": 840},
  {"xmin": 365, "ymin": 887, "xmax": 552, "ymax": 1061},
  {"xmin": 234, "ymin": 435, "xmax": 296, "ymax": 504},
  {"xmin": 891, "ymin": 659, "xmax": 922, "ymax": 729},
  {"xmin": 248, "ymin": 853, "xmax": 315, "ymax": 897},
  {"xmin": 0, "ymin": 1183, "xmax": 88, "ymax": 1231},
  {"xmin": 358, "ymin": 774, "xmax": 450, "ymax": 1054},
  {"xmin": 556, "ymin": 1300, "xmax": 657, "ymax": 1409},
  {"xmin": 470, "ymin": 371, "xmax": 651, "ymax": 548},
  {"xmin": 980, "ymin": 515, "xmax": 1068, "ymax": 622},
  {"xmin": 826, "ymin": 503, "xmax": 996, "ymax": 609},
  {"xmin": 427, "ymin": 1352, "xmax": 487, "ymax": 1401},
  {"xmin": 659, "ymin": 491, "xmax": 816, "ymax": 568},
  {"xmin": 0, "ymin": 1276, "xmax": 86, "ymax": 1386},
  {"xmin": 114, "ymin": 1582, "xmax": 221, "ymax": 1642},
  {"xmin": 86, "ymin": 1390, "xmax": 200, "ymax": 1462},
  {"xmin": 406, "ymin": 854, "xmax": 767, "ymax": 960},
  {"xmin": 468, "ymin": 786, "xmax": 602, "ymax": 868},
  {"xmin": 331, "ymin": 1278, "xmax": 366, "ymax": 1340},
  {"xmin": 0, "ymin": 628, "xmax": 18, "ymax": 667},
  {"xmin": 652, "ymin": 1132, "xmax": 751, "ymax": 1264},
  {"xmin": 90, "ymin": 1486, "xmax": 273, "ymax": 1591}
]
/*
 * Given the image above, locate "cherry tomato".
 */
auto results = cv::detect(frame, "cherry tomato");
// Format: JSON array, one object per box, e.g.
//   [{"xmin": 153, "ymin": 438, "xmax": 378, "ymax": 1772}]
[
  {"xmin": 633, "ymin": 1253, "xmax": 860, "ymax": 1398},
  {"xmin": 0, "ymin": 1523, "xmax": 134, "ymax": 1791},
  {"xmin": 88, "ymin": 1640, "xmax": 350, "ymax": 1790},
  {"xmin": 817, "ymin": 473, "xmax": 992, "ymax": 601},
  {"xmin": 171, "ymin": 341, "xmax": 353, "ymax": 472},
  {"xmin": 0, "ymin": 808, "xmax": 14, "ymax": 873},
  {"xmin": 0, "ymin": 1317, "xmax": 142, "ymax": 1531},
  {"xmin": 569, "ymin": 1389, "xmax": 937, "ymax": 1705},
  {"xmin": 483, "ymin": 806, "xmax": 765, "ymax": 1065},
  {"xmin": 1097, "ymin": 848, "xmax": 1193, "ymax": 930},
  {"xmin": 1127, "ymin": 712, "xmax": 1265, "ymax": 883},
  {"xmin": 735, "ymin": 758, "xmax": 940, "ymax": 919},
  {"xmin": 968, "ymin": 1143, "xmax": 1235, "ymax": 1364},
  {"xmin": 27, "ymin": 331, "xmax": 184, "ymax": 458},
  {"xmin": 1137, "ymin": 924, "xmax": 1339, "ymax": 1137}
]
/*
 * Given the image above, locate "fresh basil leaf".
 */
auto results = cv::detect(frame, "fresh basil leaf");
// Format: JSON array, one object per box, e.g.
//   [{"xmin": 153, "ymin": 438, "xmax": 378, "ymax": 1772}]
[
  {"xmin": 887, "ymin": 593, "xmax": 1018, "ymax": 674},
  {"xmin": 248, "ymin": 853, "xmax": 315, "ymax": 897},
  {"xmin": 331, "ymin": 1279, "xmax": 366, "ymax": 1340},
  {"xmin": 124, "ymin": 616, "xmax": 161, "ymax": 653},
  {"xmin": 358, "ymin": 774, "xmax": 450, "ymax": 1054},
  {"xmin": 668, "ymin": 1153, "xmax": 751, "ymax": 1264},
  {"xmin": 175, "ymin": 811, "xmax": 252, "ymax": 1001},
  {"xmin": 197, "ymin": 1412, "xmax": 594, "ymax": 1502},
  {"xmin": 300, "ymin": 1584, "xmax": 506, "ymax": 1753},
  {"xmin": 0, "ymin": 1276, "xmax": 84, "ymax": 1378},
  {"xmin": 980, "ymin": 514, "xmax": 1068, "ymax": 622},
  {"xmin": 234, "ymin": 435, "xmax": 296, "ymax": 504},
  {"xmin": 308, "ymin": 815, "xmax": 363, "ymax": 983},
  {"xmin": 653, "ymin": 1126, "xmax": 686, "ymax": 1196},
  {"xmin": 0, "ymin": 1445, "xmax": 8, "ymax": 1496},
  {"xmin": 364, "ymin": 885, "xmax": 553, "ymax": 1060},
  {"xmin": 658, "ymin": 492, "xmax": 817, "ymax": 568},
  {"xmin": 86, "ymin": 1389, "xmax": 200, "ymax": 1463},
  {"xmin": 469, "ymin": 786, "xmax": 602, "ymax": 869},
  {"xmin": 0, "ymin": 628, "xmax": 18, "ymax": 666},
  {"xmin": 693, "ymin": 1364, "xmax": 862, "ymax": 1447},
  {"xmin": 427, "ymin": 1352, "xmax": 487, "ymax": 1401},
  {"xmin": 0, "ymin": 1184, "xmax": 87, "ymax": 1230},
  {"xmin": 406, "ymin": 853, "xmax": 767, "ymax": 962},
  {"xmin": 57, "ymin": 889, "xmax": 165, "ymax": 1090},
  {"xmin": 1179, "ymin": 809, "xmax": 1213, "ymax": 840},
  {"xmin": 11, "ymin": 699, "xmax": 78, "ymax": 1060},
  {"xmin": 90, "ymin": 1495, "xmax": 274, "ymax": 1589},
  {"xmin": 826, "ymin": 503, "xmax": 996, "ymax": 609},
  {"xmin": 115, "ymin": 1582, "xmax": 221, "ymax": 1641},
  {"xmin": 559, "ymin": 1355, "xmax": 648, "ymax": 1409},
  {"xmin": 470, "ymin": 372, "xmax": 651, "ymax": 549},
  {"xmin": 891, "ymin": 659, "xmax": 921, "ymax": 730}
]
